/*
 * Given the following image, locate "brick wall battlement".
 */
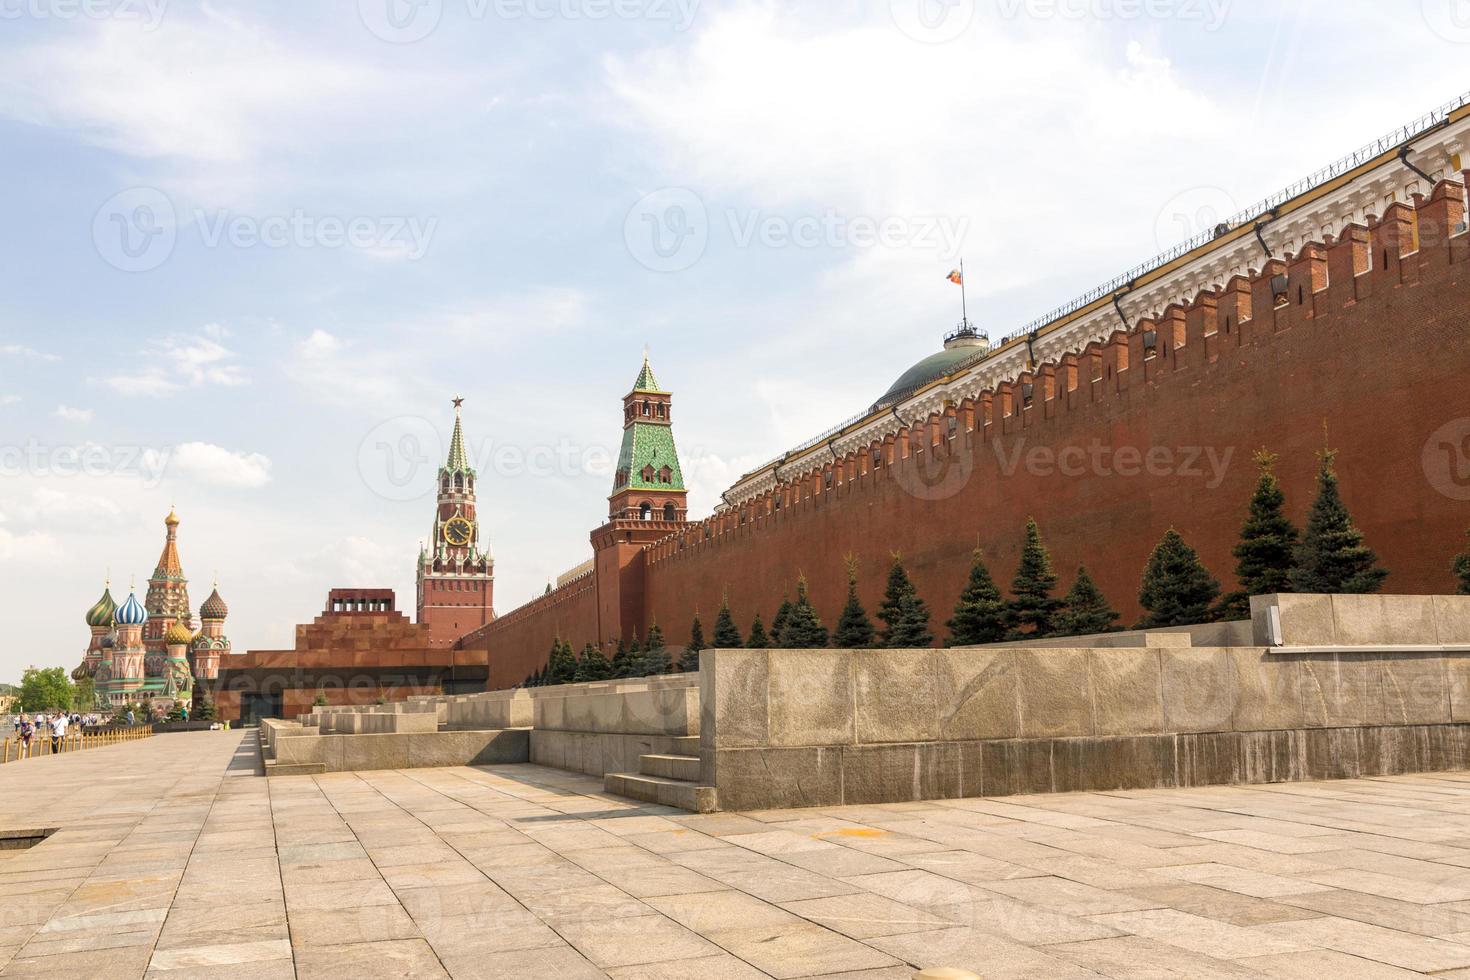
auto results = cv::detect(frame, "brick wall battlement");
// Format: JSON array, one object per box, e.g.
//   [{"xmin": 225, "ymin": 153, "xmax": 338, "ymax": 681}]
[{"xmin": 651, "ymin": 177, "xmax": 1468, "ymax": 564}]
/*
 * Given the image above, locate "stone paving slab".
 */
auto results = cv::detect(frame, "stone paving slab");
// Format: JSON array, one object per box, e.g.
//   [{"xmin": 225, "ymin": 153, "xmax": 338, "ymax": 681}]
[{"xmin": 16, "ymin": 732, "xmax": 1470, "ymax": 976}]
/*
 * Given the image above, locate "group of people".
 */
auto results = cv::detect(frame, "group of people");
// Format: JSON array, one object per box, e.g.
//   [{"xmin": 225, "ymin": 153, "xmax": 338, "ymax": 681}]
[{"xmin": 8, "ymin": 711, "xmax": 103, "ymax": 758}]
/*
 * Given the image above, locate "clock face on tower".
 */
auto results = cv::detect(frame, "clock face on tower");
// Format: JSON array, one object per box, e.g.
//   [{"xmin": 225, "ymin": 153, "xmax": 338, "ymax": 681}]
[{"xmin": 443, "ymin": 516, "xmax": 474, "ymax": 547}]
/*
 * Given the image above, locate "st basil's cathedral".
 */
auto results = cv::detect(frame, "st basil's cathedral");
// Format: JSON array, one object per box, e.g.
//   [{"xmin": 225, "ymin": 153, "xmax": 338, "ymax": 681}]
[{"xmin": 73, "ymin": 510, "xmax": 231, "ymax": 710}]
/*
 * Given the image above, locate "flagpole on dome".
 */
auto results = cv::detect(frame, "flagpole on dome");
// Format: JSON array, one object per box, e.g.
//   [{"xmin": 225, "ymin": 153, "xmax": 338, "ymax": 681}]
[
  {"xmin": 946, "ymin": 260, "xmax": 971, "ymax": 333},
  {"xmin": 960, "ymin": 258, "xmax": 968, "ymax": 328}
]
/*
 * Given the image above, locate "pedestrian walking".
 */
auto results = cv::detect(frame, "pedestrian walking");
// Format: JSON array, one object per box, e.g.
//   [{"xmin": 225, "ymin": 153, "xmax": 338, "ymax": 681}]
[
  {"xmin": 18, "ymin": 718, "xmax": 33, "ymax": 759},
  {"xmin": 50, "ymin": 713, "xmax": 67, "ymax": 754}
]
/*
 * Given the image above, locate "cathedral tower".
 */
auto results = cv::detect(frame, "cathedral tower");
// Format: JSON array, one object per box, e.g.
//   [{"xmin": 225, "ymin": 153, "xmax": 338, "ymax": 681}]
[
  {"xmin": 416, "ymin": 397, "xmax": 495, "ymax": 646},
  {"xmin": 143, "ymin": 509, "xmax": 191, "ymax": 660},
  {"xmin": 74, "ymin": 583, "xmax": 116, "ymax": 683},
  {"xmin": 111, "ymin": 587, "xmax": 148, "ymax": 702},
  {"xmin": 192, "ymin": 584, "xmax": 231, "ymax": 682}
]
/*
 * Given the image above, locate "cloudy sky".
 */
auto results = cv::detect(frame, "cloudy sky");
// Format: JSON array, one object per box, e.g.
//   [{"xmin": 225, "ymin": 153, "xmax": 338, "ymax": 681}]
[{"xmin": 1, "ymin": 0, "xmax": 1466, "ymax": 679}]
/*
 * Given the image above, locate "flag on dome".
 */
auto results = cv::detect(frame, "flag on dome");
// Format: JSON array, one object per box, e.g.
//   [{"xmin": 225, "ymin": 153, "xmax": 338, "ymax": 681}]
[{"xmin": 947, "ymin": 268, "xmax": 964, "ymax": 285}]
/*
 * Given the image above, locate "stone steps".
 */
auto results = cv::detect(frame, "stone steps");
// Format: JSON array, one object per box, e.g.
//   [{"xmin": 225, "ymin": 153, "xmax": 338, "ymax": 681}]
[
  {"xmin": 264, "ymin": 760, "xmax": 326, "ymax": 777},
  {"xmin": 639, "ymin": 753, "xmax": 700, "ymax": 781},
  {"xmin": 604, "ymin": 740, "xmax": 716, "ymax": 812},
  {"xmin": 604, "ymin": 772, "xmax": 717, "ymax": 813}
]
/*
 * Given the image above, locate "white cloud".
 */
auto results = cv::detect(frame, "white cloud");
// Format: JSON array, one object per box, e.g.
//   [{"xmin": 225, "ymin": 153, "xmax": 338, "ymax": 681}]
[
  {"xmin": 0, "ymin": 395, "xmax": 19, "ymax": 407},
  {"xmin": 0, "ymin": 516, "xmax": 59, "ymax": 563},
  {"xmin": 286, "ymin": 329, "xmax": 415, "ymax": 410},
  {"xmin": 0, "ymin": 15, "xmax": 377, "ymax": 167},
  {"xmin": 0, "ymin": 11, "xmax": 474, "ymax": 203},
  {"xmin": 265, "ymin": 534, "xmax": 407, "ymax": 586},
  {"xmin": 103, "ymin": 329, "xmax": 248, "ymax": 397},
  {"xmin": 143, "ymin": 442, "xmax": 273, "ymax": 488},
  {"xmin": 14, "ymin": 488, "xmax": 123, "ymax": 532},
  {"xmin": 53, "ymin": 405, "xmax": 94, "ymax": 422},
  {"xmin": 1, "ymin": 344, "xmax": 59, "ymax": 362}
]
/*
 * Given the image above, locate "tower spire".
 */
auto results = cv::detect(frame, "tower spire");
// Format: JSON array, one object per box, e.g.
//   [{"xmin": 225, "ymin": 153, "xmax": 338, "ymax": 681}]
[
  {"xmin": 445, "ymin": 394, "xmax": 469, "ymax": 472},
  {"xmin": 632, "ymin": 352, "xmax": 661, "ymax": 393}
]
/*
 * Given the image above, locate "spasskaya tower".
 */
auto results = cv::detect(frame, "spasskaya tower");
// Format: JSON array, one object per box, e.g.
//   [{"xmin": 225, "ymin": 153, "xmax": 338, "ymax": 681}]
[{"xmin": 416, "ymin": 396, "xmax": 495, "ymax": 646}]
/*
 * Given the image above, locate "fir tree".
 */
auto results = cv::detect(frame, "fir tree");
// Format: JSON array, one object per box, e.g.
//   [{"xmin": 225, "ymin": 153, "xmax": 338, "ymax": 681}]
[
  {"xmin": 712, "ymin": 594, "xmax": 743, "ymax": 648},
  {"xmin": 779, "ymin": 576, "xmax": 829, "ymax": 648},
  {"xmin": 1137, "ymin": 529, "xmax": 1221, "ymax": 628},
  {"xmin": 680, "ymin": 612, "xmax": 706, "ymax": 672},
  {"xmin": 196, "ymin": 694, "xmax": 217, "ymax": 722},
  {"xmin": 609, "ymin": 636, "xmax": 634, "ymax": 679},
  {"xmin": 746, "ymin": 612, "xmax": 770, "ymax": 648},
  {"xmin": 1290, "ymin": 447, "xmax": 1389, "ymax": 594},
  {"xmin": 1456, "ymin": 528, "xmax": 1470, "ymax": 596},
  {"xmin": 640, "ymin": 619, "xmax": 671, "ymax": 677},
  {"xmin": 1219, "ymin": 450, "xmax": 1300, "ymax": 618},
  {"xmin": 770, "ymin": 594, "xmax": 793, "ymax": 647},
  {"xmin": 1007, "ymin": 518, "xmax": 1063, "ymax": 638},
  {"xmin": 945, "ymin": 548, "xmax": 1007, "ymax": 646},
  {"xmin": 574, "ymin": 642, "xmax": 611, "ymax": 682},
  {"xmin": 1054, "ymin": 565, "xmax": 1120, "ymax": 637},
  {"xmin": 877, "ymin": 553, "xmax": 934, "ymax": 648},
  {"xmin": 546, "ymin": 638, "xmax": 578, "ymax": 686},
  {"xmin": 832, "ymin": 556, "xmax": 875, "ymax": 648}
]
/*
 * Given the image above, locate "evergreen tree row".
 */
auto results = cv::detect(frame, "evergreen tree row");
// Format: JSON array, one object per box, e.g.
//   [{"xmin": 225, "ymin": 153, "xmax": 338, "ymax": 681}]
[{"xmin": 527, "ymin": 443, "xmax": 1460, "ymax": 680}]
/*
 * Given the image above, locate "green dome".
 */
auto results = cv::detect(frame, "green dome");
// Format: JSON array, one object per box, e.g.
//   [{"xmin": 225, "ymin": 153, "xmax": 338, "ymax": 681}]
[
  {"xmin": 872, "ymin": 335, "xmax": 990, "ymax": 410},
  {"xmin": 85, "ymin": 586, "xmax": 117, "ymax": 628}
]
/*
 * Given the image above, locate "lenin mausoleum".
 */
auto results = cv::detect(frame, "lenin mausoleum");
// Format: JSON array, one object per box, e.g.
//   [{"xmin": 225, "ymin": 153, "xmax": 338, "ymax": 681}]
[{"xmin": 92, "ymin": 93, "xmax": 1470, "ymax": 724}]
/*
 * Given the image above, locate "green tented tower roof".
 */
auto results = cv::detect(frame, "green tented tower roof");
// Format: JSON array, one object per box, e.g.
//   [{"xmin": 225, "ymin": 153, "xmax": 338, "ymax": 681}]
[
  {"xmin": 616, "ymin": 423, "xmax": 685, "ymax": 492},
  {"xmin": 632, "ymin": 354, "xmax": 664, "ymax": 393}
]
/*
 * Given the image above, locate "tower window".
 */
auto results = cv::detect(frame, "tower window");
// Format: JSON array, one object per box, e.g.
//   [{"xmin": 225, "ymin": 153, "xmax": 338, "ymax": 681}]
[
  {"xmin": 663, "ymin": 503, "xmax": 676, "ymax": 521},
  {"xmin": 640, "ymin": 502, "xmax": 652, "ymax": 520}
]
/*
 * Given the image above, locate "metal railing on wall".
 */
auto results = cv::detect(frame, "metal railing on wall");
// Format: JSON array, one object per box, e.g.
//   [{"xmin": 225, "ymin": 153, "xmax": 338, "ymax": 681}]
[{"xmin": 0, "ymin": 725, "xmax": 153, "ymax": 765}]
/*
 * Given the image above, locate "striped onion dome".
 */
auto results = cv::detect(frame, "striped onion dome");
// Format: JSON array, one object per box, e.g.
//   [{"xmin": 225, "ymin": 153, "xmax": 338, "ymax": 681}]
[
  {"xmin": 85, "ymin": 586, "xmax": 117, "ymax": 628},
  {"xmin": 164, "ymin": 620, "xmax": 194, "ymax": 646},
  {"xmin": 200, "ymin": 587, "xmax": 229, "ymax": 621},
  {"xmin": 115, "ymin": 590, "xmax": 148, "ymax": 626}
]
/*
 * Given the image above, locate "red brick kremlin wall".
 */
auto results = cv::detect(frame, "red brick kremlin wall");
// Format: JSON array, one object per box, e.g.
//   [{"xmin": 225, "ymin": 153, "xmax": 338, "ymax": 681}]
[
  {"xmin": 460, "ymin": 570, "xmax": 598, "ymax": 690},
  {"xmin": 467, "ymin": 180, "xmax": 1470, "ymax": 688}
]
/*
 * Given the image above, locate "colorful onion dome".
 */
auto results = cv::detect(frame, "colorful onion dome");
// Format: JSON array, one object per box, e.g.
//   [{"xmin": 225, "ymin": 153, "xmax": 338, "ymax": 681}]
[
  {"xmin": 200, "ymin": 587, "xmax": 229, "ymax": 621},
  {"xmin": 164, "ymin": 620, "xmax": 194, "ymax": 646},
  {"xmin": 85, "ymin": 585, "xmax": 117, "ymax": 628},
  {"xmin": 115, "ymin": 590, "xmax": 148, "ymax": 626}
]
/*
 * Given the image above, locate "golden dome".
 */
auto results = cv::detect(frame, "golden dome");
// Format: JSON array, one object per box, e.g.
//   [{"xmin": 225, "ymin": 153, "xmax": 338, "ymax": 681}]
[
  {"xmin": 164, "ymin": 620, "xmax": 194, "ymax": 646},
  {"xmin": 165, "ymin": 508, "xmax": 180, "ymax": 527}
]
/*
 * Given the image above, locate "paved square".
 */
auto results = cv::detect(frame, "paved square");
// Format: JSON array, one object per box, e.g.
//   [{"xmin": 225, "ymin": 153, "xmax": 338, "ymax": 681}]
[{"xmin": 10, "ymin": 732, "xmax": 1470, "ymax": 977}]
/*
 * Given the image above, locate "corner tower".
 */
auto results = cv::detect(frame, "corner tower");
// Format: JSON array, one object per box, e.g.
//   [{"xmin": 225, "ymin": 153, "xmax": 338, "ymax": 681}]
[
  {"xmin": 416, "ymin": 396, "xmax": 495, "ymax": 646},
  {"xmin": 592, "ymin": 353, "xmax": 690, "ymax": 647}
]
